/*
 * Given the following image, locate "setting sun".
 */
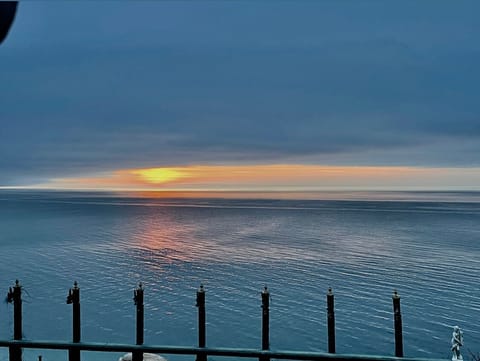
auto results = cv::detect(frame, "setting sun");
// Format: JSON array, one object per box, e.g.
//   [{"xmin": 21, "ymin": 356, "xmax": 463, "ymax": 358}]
[{"xmin": 132, "ymin": 168, "xmax": 188, "ymax": 184}]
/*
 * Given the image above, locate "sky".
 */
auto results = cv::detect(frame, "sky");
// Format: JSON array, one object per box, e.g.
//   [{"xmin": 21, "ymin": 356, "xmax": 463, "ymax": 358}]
[{"xmin": 1, "ymin": 1, "xmax": 480, "ymax": 192}]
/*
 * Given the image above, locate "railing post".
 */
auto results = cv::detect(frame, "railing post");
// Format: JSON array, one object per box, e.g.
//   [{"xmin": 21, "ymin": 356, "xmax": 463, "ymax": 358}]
[
  {"xmin": 195, "ymin": 284, "xmax": 207, "ymax": 361},
  {"xmin": 326, "ymin": 287, "xmax": 336, "ymax": 353},
  {"xmin": 67, "ymin": 281, "xmax": 81, "ymax": 361},
  {"xmin": 260, "ymin": 286, "xmax": 270, "ymax": 361},
  {"xmin": 392, "ymin": 290, "xmax": 403, "ymax": 357},
  {"xmin": 7, "ymin": 279, "xmax": 22, "ymax": 361},
  {"xmin": 133, "ymin": 283, "xmax": 144, "ymax": 361}
]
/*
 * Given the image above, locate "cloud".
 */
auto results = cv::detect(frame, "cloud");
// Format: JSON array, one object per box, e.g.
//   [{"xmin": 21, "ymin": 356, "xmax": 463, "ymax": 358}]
[{"xmin": 1, "ymin": 2, "xmax": 480, "ymax": 186}]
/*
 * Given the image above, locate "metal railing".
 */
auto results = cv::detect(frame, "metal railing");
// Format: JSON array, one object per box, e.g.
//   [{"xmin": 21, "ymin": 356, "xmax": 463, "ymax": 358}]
[
  {"xmin": 0, "ymin": 341, "xmax": 446, "ymax": 361},
  {"xmin": 0, "ymin": 280, "xmax": 421, "ymax": 361}
]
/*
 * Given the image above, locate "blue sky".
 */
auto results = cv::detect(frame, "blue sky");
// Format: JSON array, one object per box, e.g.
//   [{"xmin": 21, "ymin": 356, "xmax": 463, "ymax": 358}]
[{"xmin": 1, "ymin": 1, "xmax": 480, "ymax": 189}]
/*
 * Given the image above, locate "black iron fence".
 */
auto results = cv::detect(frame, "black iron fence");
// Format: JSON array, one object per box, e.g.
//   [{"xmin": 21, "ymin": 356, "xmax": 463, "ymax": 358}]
[{"xmin": 0, "ymin": 280, "xmax": 432, "ymax": 361}]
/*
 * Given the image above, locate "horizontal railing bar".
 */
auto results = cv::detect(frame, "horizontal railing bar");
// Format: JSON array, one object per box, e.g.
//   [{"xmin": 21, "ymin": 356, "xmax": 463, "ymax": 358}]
[{"xmin": 0, "ymin": 340, "xmax": 445, "ymax": 361}]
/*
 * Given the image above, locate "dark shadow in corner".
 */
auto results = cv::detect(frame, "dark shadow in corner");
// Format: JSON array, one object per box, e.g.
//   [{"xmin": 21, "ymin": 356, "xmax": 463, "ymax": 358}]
[{"xmin": 0, "ymin": 1, "xmax": 18, "ymax": 45}]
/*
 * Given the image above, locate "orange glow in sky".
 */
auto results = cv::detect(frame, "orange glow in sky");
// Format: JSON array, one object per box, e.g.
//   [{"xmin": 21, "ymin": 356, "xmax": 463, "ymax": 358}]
[
  {"xmin": 38, "ymin": 164, "xmax": 480, "ymax": 192},
  {"xmin": 132, "ymin": 168, "xmax": 189, "ymax": 184}
]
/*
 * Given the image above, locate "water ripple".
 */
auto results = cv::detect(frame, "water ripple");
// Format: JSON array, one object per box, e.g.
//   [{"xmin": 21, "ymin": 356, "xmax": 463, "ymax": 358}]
[{"xmin": 1, "ymin": 194, "xmax": 479, "ymax": 361}]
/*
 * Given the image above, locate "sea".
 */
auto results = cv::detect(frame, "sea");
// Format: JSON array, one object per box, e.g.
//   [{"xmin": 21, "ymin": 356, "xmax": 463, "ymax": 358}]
[{"xmin": 0, "ymin": 190, "xmax": 479, "ymax": 361}]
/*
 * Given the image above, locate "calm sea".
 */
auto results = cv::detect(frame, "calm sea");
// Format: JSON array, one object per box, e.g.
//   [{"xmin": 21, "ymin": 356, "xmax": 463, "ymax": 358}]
[{"xmin": 0, "ymin": 190, "xmax": 479, "ymax": 361}]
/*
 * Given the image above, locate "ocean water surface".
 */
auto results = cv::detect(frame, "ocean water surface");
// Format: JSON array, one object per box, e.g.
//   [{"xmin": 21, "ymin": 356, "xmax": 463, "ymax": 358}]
[{"xmin": 0, "ymin": 190, "xmax": 479, "ymax": 361}]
